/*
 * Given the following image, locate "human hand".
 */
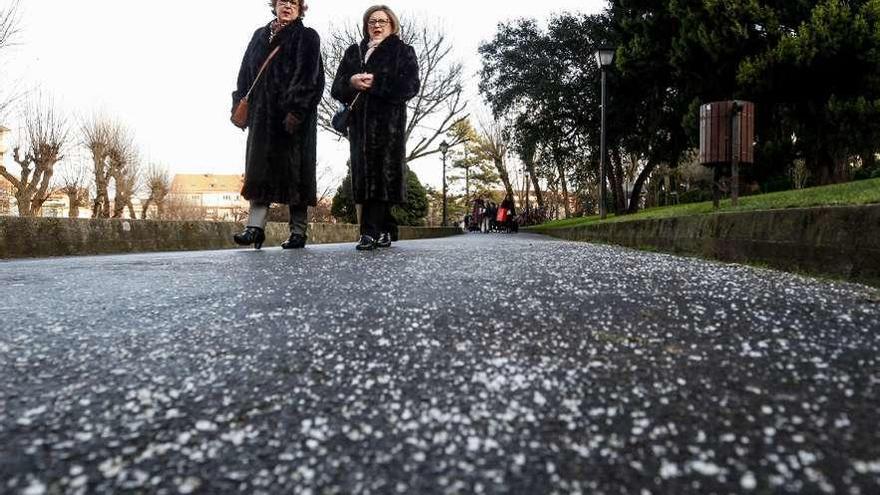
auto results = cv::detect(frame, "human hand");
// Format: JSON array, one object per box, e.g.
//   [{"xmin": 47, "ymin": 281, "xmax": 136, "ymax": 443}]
[
  {"xmin": 350, "ymin": 73, "xmax": 373, "ymax": 91},
  {"xmin": 283, "ymin": 113, "xmax": 302, "ymax": 134}
]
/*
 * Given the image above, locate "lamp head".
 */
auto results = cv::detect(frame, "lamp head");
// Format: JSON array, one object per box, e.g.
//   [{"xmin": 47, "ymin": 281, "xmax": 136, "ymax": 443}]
[
  {"xmin": 439, "ymin": 140, "xmax": 450, "ymax": 155},
  {"xmin": 594, "ymin": 46, "xmax": 616, "ymax": 69}
]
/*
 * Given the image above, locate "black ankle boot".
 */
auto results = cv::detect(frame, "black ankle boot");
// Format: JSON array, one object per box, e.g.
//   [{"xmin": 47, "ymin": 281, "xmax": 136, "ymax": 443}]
[
  {"xmin": 233, "ymin": 226, "xmax": 266, "ymax": 250},
  {"xmin": 376, "ymin": 233, "xmax": 392, "ymax": 248},
  {"xmin": 356, "ymin": 235, "xmax": 377, "ymax": 251},
  {"xmin": 282, "ymin": 233, "xmax": 307, "ymax": 250}
]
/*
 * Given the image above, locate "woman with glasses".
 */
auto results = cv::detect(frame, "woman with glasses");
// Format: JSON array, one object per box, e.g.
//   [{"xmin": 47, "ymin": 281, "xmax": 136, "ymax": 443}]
[
  {"xmin": 231, "ymin": 0, "xmax": 324, "ymax": 250},
  {"xmin": 331, "ymin": 5, "xmax": 420, "ymax": 251}
]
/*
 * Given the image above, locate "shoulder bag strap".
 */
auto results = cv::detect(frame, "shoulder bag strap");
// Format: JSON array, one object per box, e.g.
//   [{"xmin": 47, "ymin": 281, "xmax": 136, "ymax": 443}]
[
  {"xmin": 347, "ymin": 42, "xmax": 366, "ymax": 110},
  {"xmin": 245, "ymin": 45, "xmax": 282, "ymax": 100}
]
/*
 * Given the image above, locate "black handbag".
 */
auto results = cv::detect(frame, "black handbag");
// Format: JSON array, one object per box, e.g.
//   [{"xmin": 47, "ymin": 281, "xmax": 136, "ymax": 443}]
[
  {"xmin": 332, "ymin": 93, "xmax": 360, "ymax": 136},
  {"xmin": 332, "ymin": 43, "xmax": 366, "ymax": 137}
]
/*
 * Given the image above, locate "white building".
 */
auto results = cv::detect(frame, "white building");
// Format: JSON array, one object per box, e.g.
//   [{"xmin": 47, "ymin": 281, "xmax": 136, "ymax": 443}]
[{"xmin": 169, "ymin": 174, "xmax": 247, "ymax": 222}]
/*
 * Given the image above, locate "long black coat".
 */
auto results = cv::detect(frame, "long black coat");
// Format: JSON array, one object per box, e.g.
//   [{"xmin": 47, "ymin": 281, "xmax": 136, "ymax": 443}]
[
  {"xmin": 331, "ymin": 36, "xmax": 420, "ymax": 204},
  {"xmin": 233, "ymin": 20, "xmax": 324, "ymax": 206}
]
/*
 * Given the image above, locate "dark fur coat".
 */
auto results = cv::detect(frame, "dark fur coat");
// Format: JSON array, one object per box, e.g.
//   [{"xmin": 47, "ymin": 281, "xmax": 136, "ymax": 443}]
[
  {"xmin": 331, "ymin": 35, "xmax": 420, "ymax": 204},
  {"xmin": 233, "ymin": 20, "xmax": 324, "ymax": 206}
]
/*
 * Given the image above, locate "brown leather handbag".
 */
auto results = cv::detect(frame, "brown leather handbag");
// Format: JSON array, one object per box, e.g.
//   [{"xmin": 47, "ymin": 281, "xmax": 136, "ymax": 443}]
[{"xmin": 232, "ymin": 46, "xmax": 281, "ymax": 129}]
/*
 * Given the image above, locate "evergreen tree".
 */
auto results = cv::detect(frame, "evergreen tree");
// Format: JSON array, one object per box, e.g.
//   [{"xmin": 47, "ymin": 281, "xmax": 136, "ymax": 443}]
[{"xmin": 330, "ymin": 168, "xmax": 429, "ymax": 226}]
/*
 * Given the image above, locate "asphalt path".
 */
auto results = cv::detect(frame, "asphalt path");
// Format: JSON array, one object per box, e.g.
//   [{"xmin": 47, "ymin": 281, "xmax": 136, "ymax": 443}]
[{"xmin": 1, "ymin": 233, "xmax": 879, "ymax": 494}]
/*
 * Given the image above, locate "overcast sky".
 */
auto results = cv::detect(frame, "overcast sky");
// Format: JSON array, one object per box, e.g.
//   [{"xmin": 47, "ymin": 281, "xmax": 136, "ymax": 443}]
[{"xmin": 1, "ymin": 0, "xmax": 603, "ymax": 191}]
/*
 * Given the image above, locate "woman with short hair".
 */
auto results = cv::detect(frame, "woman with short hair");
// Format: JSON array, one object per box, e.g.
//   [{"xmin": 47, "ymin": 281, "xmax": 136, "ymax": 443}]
[
  {"xmin": 331, "ymin": 5, "xmax": 420, "ymax": 251},
  {"xmin": 231, "ymin": 0, "xmax": 324, "ymax": 250}
]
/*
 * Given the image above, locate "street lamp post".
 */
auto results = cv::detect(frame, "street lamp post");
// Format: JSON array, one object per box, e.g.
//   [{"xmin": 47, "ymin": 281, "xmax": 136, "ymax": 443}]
[
  {"xmin": 594, "ymin": 46, "xmax": 615, "ymax": 220},
  {"xmin": 523, "ymin": 167, "xmax": 530, "ymax": 214},
  {"xmin": 439, "ymin": 140, "xmax": 450, "ymax": 226}
]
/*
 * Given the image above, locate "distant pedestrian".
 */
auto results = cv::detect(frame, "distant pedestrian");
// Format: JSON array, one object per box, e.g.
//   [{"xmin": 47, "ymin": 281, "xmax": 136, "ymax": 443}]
[
  {"xmin": 331, "ymin": 4, "xmax": 421, "ymax": 251},
  {"xmin": 231, "ymin": 0, "xmax": 324, "ymax": 250}
]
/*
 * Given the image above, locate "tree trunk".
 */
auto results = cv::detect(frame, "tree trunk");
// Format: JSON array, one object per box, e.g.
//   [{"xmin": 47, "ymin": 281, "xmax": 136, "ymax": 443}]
[
  {"xmin": 522, "ymin": 149, "xmax": 544, "ymax": 209},
  {"xmin": 611, "ymin": 148, "xmax": 626, "ymax": 214},
  {"xmin": 557, "ymin": 162, "xmax": 571, "ymax": 218},
  {"xmin": 141, "ymin": 195, "xmax": 154, "ymax": 220},
  {"xmin": 529, "ymin": 172, "xmax": 544, "ymax": 210},
  {"xmin": 112, "ymin": 170, "xmax": 127, "ymax": 218},
  {"xmin": 859, "ymin": 149, "xmax": 877, "ymax": 172},
  {"xmin": 862, "ymin": 148, "xmax": 877, "ymax": 172},
  {"xmin": 14, "ymin": 190, "xmax": 33, "ymax": 216},
  {"xmin": 91, "ymin": 151, "xmax": 111, "ymax": 218},
  {"xmin": 627, "ymin": 159, "xmax": 657, "ymax": 214},
  {"xmin": 66, "ymin": 192, "xmax": 80, "ymax": 218},
  {"xmin": 29, "ymin": 167, "xmax": 55, "ymax": 215},
  {"xmin": 494, "ymin": 157, "xmax": 516, "ymax": 203}
]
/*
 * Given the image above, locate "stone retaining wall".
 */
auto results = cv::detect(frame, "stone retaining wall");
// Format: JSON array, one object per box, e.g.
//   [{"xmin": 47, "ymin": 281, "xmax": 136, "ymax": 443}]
[
  {"xmin": 529, "ymin": 205, "xmax": 880, "ymax": 286},
  {"xmin": 0, "ymin": 217, "xmax": 462, "ymax": 259}
]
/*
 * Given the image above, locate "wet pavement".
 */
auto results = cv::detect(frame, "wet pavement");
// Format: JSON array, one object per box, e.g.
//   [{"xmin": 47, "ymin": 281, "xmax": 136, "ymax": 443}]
[{"xmin": 1, "ymin": 233, "xmax": 879, "ymax": 494}]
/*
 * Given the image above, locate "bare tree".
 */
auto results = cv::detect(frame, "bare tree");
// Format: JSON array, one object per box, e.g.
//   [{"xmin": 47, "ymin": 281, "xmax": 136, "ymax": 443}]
[
  {"xmin": 309, "ymin": 163, "xmax": 343, "ymax": 223},
  {"xmin": 141, "ymin": 163, "xmax": 171, "ymax": 220},
  {"xmin": 58, "ymin": 161, "xmax": 91, "ymax": 218},
  {"xmin": 472, "ymin": 118, "xmax": 515, "ymax": 202},
  {"xmin": 106, "ymin": 126, "xmax": 139, "ymax": 218},
  {"xmin": 317, "ymin": 21, "xmax": 361, "ymax": 138},
  {"xmin": 402, "ymin": 21, "xmax": 468, "ymax": 161},
  {"xmin": 0, "ymin": 0, "xmax": 20, "ymax": 51},
  {"xmin": 81, "ymin": 115, "xmax": 114, "ymax": 218},
  {"xmin": 0, "ymin": 96, "xmax": 69, "ymax": 216},
  {"xmin": 0, "ymin": 0, "xmax": 22, "ymax": 117},
  {"xmin": 318, "ymin": 15, "xmax": 468, "ymax": 162},
  {"xmin": 164, "ymin": 192, "xmax": 207, "ymax": 221}
]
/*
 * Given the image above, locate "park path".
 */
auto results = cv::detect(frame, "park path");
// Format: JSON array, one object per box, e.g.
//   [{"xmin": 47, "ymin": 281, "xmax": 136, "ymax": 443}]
[{"xmin": 1, "ymin": 233, "xmax": 879, "ymax": 494}]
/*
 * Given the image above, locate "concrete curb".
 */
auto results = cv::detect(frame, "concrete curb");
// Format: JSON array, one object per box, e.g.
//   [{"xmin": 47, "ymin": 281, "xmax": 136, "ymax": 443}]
[
  {"xmin": 528, "ymin": 205, "xmax": 880, "ymax": 286},
  {"xmin": 0, "ymin": 217, "xmax": 462, "ymax": 259}
]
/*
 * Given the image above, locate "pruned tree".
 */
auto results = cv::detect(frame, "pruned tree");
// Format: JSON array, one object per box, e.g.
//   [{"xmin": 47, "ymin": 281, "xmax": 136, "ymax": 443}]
[
  {"xmin": 141, "ymin": 163, "xmax": 171, "ymax": 220},
  {"xmin": 106, "ymin": 126, "xmax": 139, "ymax": 218},
  {"xmin": 0, "ymin": 96, "xmax": 69, "ymax": 216},
  {"xmin": 81, "ymin": 115, "xmax": 114, "ymax": 218},
  {"xmin": 318, "ymin": 14, "xmax": 468, "ymax": 162},
  {"xmin": 58, "ymin": 161, "xmax": 91, "ymax": 218}
]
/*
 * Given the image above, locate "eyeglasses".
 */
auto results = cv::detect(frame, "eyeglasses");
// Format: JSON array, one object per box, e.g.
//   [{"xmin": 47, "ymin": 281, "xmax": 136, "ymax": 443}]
[
  {"xmin": 368, "ymin": 19, "xmax": 390, "ymax": 27},
  {"xmin": 277, "ymin": 0, "xmax": 298, "ymax": 6}
]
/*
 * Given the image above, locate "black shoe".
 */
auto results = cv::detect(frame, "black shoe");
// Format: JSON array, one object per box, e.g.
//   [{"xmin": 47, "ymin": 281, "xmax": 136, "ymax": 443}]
[
  {"xmin": 282, "ymin": 233, "xmax": 307, "ymax": 250},
  {"xmin": 376, "ymin": 233, "xmax": 392, "ymax": 248},
  {"xmin": 233, "ymin": 226, "xmax": 266, "ymax": 250},
  {"xmin": 356, "ymin": 235, "xmax": 377, "ymax": 251}
]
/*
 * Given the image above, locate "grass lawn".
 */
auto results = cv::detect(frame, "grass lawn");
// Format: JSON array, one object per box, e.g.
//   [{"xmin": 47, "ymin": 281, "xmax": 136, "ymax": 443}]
[{"xmin": 529, "ymin": 177, "xmax": 880, "ymax": 232}]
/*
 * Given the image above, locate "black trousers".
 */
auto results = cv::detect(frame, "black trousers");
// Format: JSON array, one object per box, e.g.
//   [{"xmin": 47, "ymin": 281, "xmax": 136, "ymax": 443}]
[{"xmin": 360, "ymin": 201, "xmax": 395, "ymax": 238}]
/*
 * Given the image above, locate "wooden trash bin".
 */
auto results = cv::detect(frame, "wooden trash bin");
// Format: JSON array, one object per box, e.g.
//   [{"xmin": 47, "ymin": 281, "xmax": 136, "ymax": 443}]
[{"xmin": 699, "ymin": 100, "xmax": 755, "ymax": 206}]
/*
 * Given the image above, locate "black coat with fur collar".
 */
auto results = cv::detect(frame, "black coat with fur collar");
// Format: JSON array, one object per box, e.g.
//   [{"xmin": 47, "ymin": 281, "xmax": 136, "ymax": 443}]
[
  {"xmin": 331, "ymin": 35, "xmax": 420, "ymax": 204},
  {"xmin": 233, "ymin": 19, "xmax": 324, "ymax": 206}
]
